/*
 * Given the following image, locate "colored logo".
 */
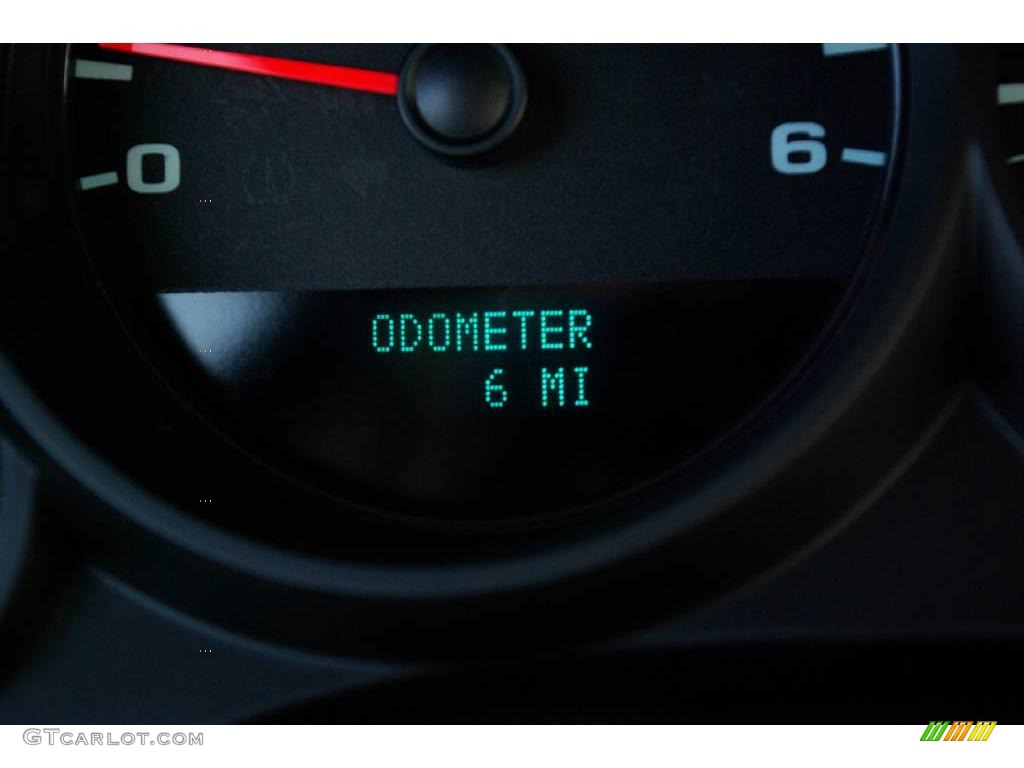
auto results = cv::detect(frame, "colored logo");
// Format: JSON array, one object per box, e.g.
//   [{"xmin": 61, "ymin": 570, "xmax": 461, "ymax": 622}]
[{"xmin": 920, "ymin": 721, "xmax": 997, "ymax": 741}]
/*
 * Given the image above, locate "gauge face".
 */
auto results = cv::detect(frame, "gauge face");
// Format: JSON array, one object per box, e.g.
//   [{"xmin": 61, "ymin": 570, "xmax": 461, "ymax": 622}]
[
  {"xmin": 995, "ymin": 45, "xmax": 1024, "ymax": 189},
  {"xmin": 65, "ymin": 43, "xmax": 899, "ymax": 520}
]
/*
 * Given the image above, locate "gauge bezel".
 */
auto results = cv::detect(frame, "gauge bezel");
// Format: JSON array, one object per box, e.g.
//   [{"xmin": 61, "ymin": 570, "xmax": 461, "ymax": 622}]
[{"xmin": 58, "ymin": 43, "xmax": 905, "ymax": 533}]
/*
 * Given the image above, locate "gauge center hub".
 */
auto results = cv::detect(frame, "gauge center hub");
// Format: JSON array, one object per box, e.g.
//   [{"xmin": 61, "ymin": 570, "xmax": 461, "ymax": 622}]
[{"xmin": 398, "ymin": 44, "xmax": 528, "ymax": 158}]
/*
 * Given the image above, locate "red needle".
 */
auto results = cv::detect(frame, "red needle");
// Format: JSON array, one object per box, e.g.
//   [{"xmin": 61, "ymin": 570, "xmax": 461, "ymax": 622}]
[{"xmin": 99, "ymin": 43, "xmax": 399, "ymax": 96}]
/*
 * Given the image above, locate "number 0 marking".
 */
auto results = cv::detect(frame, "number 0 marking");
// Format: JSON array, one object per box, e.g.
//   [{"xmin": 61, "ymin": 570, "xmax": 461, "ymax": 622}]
[{"xmin": 126, "ymin": 143, "xmax": 181, "ymax": 194}]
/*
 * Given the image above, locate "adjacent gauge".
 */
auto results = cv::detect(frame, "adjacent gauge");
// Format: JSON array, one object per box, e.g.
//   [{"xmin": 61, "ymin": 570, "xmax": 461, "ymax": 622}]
[
  {"xmin": 995, "ymin": 45, "xmax": 1024, "ymax": 196},
  {"xmin": 65, "ymin": 43, "xmax": 900, "ymax": 521}
]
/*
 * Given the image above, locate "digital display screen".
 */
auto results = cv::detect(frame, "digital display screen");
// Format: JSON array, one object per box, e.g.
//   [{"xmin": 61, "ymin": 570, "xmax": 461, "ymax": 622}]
[{"xmin": 146, "ymin": 282, "xmax": 839, "ymax": 517}]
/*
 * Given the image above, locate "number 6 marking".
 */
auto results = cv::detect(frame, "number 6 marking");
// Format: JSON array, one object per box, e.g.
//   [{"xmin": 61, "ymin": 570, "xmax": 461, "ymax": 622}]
[{"xmin": 771, "ymin": 122, "xmax": 827, "ymax": 175}]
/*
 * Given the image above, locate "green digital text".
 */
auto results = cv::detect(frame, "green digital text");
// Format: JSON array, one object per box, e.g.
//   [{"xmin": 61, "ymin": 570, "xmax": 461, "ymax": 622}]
[{"xmin": 371, "ymin": 309, "xmax": 593, "ymax": 354}]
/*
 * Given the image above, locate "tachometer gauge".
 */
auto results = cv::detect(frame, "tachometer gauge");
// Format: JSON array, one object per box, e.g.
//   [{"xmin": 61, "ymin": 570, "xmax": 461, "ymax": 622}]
[
  {"xmin": 64, "ymin": 43, "xmax": 900, "ymax": 520},
  {"xmin": 2, "ymin": 42, "xmax": 966, "ymax": 657}
]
